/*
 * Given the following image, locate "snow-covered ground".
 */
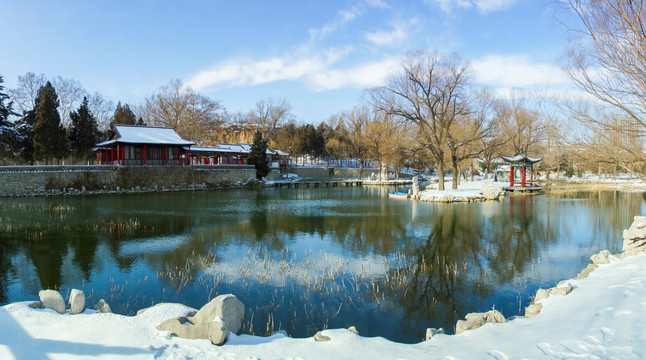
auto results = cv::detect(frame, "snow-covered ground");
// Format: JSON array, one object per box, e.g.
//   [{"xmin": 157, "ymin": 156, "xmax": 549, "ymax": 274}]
[
  {"xmin": 416, "ymin": 179, "xmax": 492, "ymax": 202},
  {"xmin": 2, "ymin": 249, "xmax": 645, "ymax": 359}
]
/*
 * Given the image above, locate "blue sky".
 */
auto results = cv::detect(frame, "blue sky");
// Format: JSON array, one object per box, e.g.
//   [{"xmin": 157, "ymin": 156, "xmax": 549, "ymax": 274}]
[{"xmin": 1, "ymin": 0, "xmax": 571, "ymax": 123}]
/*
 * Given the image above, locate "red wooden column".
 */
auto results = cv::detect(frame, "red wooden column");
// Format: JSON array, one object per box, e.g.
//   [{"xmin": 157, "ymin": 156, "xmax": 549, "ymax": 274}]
[
  {"xmin": 521, "ymin": 165, "xmax": 526, "ymax": 187},
  {"xmin": 143, "ymin": 145, "xmax": 147, "ymax": 165},
  {"xmin": 530, "ymin": 166, "xmax": 534, "ymax": 187},
  {"xmin": 509, "ymin": 165, "xmax": 514, "ymax": 187}
]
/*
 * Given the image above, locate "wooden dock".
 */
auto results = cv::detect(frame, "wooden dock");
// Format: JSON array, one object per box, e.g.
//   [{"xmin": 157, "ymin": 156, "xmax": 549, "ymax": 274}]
[
  {"xmin": 270, "ymin": 180, "xmax": 364, "ymax": 188},
  {"xmin": 504, "ymin": 186, "xmax": 543, "ymax": 194}
]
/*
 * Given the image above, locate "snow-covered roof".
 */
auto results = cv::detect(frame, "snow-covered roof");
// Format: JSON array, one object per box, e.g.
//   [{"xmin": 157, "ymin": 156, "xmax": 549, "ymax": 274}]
[
  {"xmin": 96, "ymin": 125, "xmax": 194, "ymax": 147},
  {"xmin": 187, "ymin": 143, "xmax": 289, "ymax": 156},
  {"xmin": 501, "ymin": 154, "xmax": 542, "ymax": 163}
]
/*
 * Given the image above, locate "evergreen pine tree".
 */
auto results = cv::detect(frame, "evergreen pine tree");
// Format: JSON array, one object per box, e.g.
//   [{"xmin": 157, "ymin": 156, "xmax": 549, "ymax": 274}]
[
  {"xmin": 15, "ymin": 110, "xmax": 35, "ymax": 164},
  {"xmin": 0, "ymin": 75, "xmax": 19, "ymax": 161},
  {"xmin": 248, "ymin": 130, "xmax": 270, "ymax": 179},
  {"xmin": 68, "ymin": 96, "xmax": 100, "ymax": 163},
  {"xmin": 109, "ymin": 102, "xmax": 136, "ymax": 128},
  {"xmin": 33, "ymin": 81, "xmax": 67, "ymax": 164}
]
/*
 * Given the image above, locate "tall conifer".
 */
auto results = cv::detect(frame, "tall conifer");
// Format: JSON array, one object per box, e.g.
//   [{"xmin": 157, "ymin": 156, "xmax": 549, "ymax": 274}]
[
  {"xmin": 68, "ymin": 97, "xmax": 100, "ymax": 163},
  {"xmin": 109, "ymin": 102, "xmax": 136, "ymax": 128},
  {"xmin": 33, "ymin": 81, "xmax": 67, "ymax": 164},
  {"xmin": 248, "ymin": 130, "xmax": 270, "ymax": 179}
]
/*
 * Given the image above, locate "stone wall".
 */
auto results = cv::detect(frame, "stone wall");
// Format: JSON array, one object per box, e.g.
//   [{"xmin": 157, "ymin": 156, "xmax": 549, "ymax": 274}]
[
  {"xmin": 286, "ymin": 167, "xmax": 379, "ymax": 179},
  {"xmin": 0, "ymin": 165, "xmax": 257, "ymax": 197}
]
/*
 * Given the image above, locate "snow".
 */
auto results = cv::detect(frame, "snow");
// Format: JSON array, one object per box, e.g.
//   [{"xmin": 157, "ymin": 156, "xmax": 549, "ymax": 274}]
[
  {"xmin": 96, "ymin": 125, "xmax": 195, "ymax": 146},
  {"xmin": 3, "ymin": 248, "xmax": 646, "ymax": 359},
  {"xmin": 417, "ymin": 180, "xmax": 489, "ymax": 202}
]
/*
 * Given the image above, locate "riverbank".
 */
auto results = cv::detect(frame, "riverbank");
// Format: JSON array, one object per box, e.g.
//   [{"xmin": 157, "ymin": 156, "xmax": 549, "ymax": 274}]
[
  {"xmin": 0, "ymin": 165, "xmax": 258, "ymax": 197},
  {"xmin": 2, "ymin": 240, "xmax": 644, "ymax": 359}
]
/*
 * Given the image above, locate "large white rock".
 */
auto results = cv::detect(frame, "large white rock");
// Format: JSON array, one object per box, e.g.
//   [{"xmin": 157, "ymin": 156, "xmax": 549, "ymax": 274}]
[
  {"xmin": 623, "ymin": 216, "xmax": 646, "ymax": 255},
  {"xmin": 157, "ymin": 316, "xmax": 228, "ymax": 345},
  {"xmin": 590, "ymin": 250, "xmax": 613, "ymax": 265},
  {"xmin": 481, "ymin": 181, "xmax": 505, "ymax": 200},
  {"xmin": 188, "ymin": 294, "xmax": 245, "ymax": 334},
  {"xmin": 69, "ymin": 289, "xmax": 85, "ymax": 314},
  {"xmin": 455, "ymin": 310, "xmax": 506, "ymax": 334},
  {"xmin": 94, "ymin": 299, "xmax": 112, "ymax": 313},
  {"xmin": 39, "ymin": 289, "xmax": 66, "ymax": 314}
]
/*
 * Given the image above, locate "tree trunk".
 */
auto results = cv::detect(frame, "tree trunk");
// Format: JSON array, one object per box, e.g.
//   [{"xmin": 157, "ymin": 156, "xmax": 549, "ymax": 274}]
[
  {"xmin": 359, "ymin": 160, "xmax": 364, "ymax": 178},
  {"xmin": 437, "ymin": 161, "xmax": 445, "ymax": 191},
  {"xmin": 452, "ymin": 158, "xmax": 459, "ymax": 190}
]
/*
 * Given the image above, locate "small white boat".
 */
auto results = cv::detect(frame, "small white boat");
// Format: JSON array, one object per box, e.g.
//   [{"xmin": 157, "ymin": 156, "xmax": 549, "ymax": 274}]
[{"xmin": 388, "ymin": 192, "xmax": 409, "ymax": 200}]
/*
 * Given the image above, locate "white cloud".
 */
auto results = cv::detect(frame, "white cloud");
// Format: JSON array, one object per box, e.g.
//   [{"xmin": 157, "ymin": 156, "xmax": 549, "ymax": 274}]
[
  {"xmin": 185, "ymin": 52, "xmax": 399, "ymax": 93},
  {"xmin": 429, "ymin": 0, "xmax": 516, "ymax": 14},
  {"xmin": 309, "ymin": 0, "xmax": 390, "ymax": 40},
  {"xmin": 474, "ymin": 0, "xmax": 516, "ymax": 14},
  {"xmin": 431, "ymin": 0, "xmax": 473, "ymax": 13},
  {"xmin": 471, "ymin": 54, "xmax": 568, "ymax": 89},
  {"xmin": 307, "ymin": 57, "xmax": 400, "ymax": 91},
  {"xmin": 364, "ymin": 21, "xmax": 411, "ymax": 46}
]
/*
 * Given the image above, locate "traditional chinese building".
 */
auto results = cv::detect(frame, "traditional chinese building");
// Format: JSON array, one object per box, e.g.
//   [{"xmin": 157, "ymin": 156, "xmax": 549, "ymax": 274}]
[
  {"xmin": 501, "ymin": 153, "xmax": 542, "ymax": 188},
  {"xmin": 188, "ymin": 144, "xmax": 290, "ymax": 172},
  {"xmin": 95, "ymin": 125, "xmax": 195, "ymax": 166}
]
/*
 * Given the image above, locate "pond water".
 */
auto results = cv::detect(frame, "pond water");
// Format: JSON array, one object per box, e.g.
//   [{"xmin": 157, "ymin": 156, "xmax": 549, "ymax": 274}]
[{"xmin": 0, "ymin": 187, "xmax": 644, "ymax": 343}]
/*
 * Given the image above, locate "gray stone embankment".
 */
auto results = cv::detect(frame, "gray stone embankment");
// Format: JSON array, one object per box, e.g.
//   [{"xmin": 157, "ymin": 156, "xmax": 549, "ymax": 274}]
[{"xmin": 0, "ymin": 165, "xmax": 258, "ymax": 197}]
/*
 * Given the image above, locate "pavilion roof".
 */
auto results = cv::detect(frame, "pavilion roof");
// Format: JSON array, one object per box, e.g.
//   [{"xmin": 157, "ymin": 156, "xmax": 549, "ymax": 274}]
[
  {"xmin": 501, "ymin": 154, "xmax": 542, "ymax": 164},
  {"xmin": 96, "ymin": 125, "xmax": 195, "ymax": 147}
]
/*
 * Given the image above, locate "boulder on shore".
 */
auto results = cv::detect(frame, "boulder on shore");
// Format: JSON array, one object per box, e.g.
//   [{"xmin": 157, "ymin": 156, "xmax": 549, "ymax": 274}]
[
  {"xmin": 188, "ymin": 294, "xmax": 244, "ymax": 334},
  {"xmin": 94, "ymin": 299, "xmax": 112, "ymax": 313},
  {"xmin": 623, "ymin": 216, "xmax": 646, "ymax": 256},
  {"xmin": 69, "ymin": 289, "xmax": 85, "ymax": 314},
  {"xmin": 481, "ymin": 181, "xmax": 505, "ymax": 200},
  {"xmin": 158, "ymin": 294, "xmax": 245, "ymax": 346},
  {"xmin": 157, "ymin": 316, "xmax": 227, "ymax": 345},
  {"xmin": 455, "ymin": 309, "xmax": 506, "ymax": 334},
  {"xmin": 39, "ymin": 290, "xmax": 66, "ymax": 314}
]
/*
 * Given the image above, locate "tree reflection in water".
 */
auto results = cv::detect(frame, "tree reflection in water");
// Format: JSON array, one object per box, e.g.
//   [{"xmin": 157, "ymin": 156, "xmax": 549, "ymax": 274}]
[{"xmin": 0, "ymin": 188, "xmax": 639, "ymax": 342}]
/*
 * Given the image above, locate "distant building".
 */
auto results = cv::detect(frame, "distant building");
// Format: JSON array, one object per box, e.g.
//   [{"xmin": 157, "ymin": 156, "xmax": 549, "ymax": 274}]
[
  {"xmin": 94, "ymin": 125, "xmax": 194, "ymax": 166},
  {"xmin": 94, "ymin": 125, "xmax": 289, "ymax": 170},
  {"xmin": 189, "ymin": 143, "xmax": 289, "ymax": 172}
]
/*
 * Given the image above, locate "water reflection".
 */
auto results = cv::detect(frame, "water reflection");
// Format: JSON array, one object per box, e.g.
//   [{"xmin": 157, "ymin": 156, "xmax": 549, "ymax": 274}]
[{"xmin": 0, "ymin": 188, "xmax": 641, "ymax": 343}]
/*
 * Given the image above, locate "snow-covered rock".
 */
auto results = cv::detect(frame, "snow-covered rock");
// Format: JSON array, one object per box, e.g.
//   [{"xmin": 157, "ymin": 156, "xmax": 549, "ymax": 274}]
[
  {"xmin": 314, "ymin": 331, "xmax": 331, "ymax": 341},
  {"xmin": 157, "ymin": 315, "xmax": 228, "ymax": 345},
  {"xmin": 94, "ymin": 299, "xmax": 112, "ymax": 313},
  {"xmin": 623, "ymin": 216, "xmax": 646, "ymax": 255},
  {"xmin": 69, "ymin": 289, "xmax": 85, "ymax": 314},
  {"xmin": 524, "ymin": 303, "xmax": 542, "ymax": 318},
  {"xmin": 455, "ymin": 310, "xmax": 506, "ymax": 334},
  {"xmin": 590, "ymin": 249, "xmax": 613, "ymax": 265},
  {"xmin": 425, "ymin": 327, "xmax": 444, "ymax": 340},
  {"xmin": 188, "ymin": 294, "xmax": 245, "ymax": 334},
  {"xmin": 481, "ymin": 180, "xmax": 505, "ymax": 200},
  {"xmin": 39, "ymin": 289, "xmax": 65, "ymax": 314}
]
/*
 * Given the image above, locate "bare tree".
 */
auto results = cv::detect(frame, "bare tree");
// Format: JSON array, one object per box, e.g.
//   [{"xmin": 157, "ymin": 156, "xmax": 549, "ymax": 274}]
[
  {"xmin": 9, "ymin": 72, "xmax": 47, "ymax": 115},
  {"xmin": 141, "ymin": 79, "xmax": 224, "ymax": 145},
  {"xmin": 495, "ymin": 92, "xmax": 545, "ymax": 156},
  {"xmin": 87, "ymin": 91, "xmax": 115, "ymax": 132},
  {"xmin": 372, "ymin": 50, "xmax": 471, "ymax": 191},
  {"xmin": 342, "ymin": 106, "xmax": 372, "ymax": 177},
  {"xmin": 51, "ymin": 76, "xmax": 87, "ymax": 127},
  {"xmin": 562, "ymin": 0, "xmax": 646, "ymax": 176},
  {"xmin": 446, "ymin": 89, "xmax": 497, "ymax": 188},
  {"xmin": 248, "ymin": 98, "xmax": 295, "ymax": 141}
]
